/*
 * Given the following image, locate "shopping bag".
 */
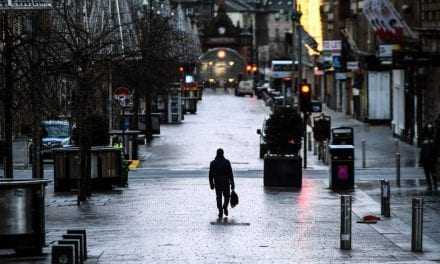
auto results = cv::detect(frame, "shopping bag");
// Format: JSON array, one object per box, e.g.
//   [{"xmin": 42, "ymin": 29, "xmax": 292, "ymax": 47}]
[{"xmin": 230, "ymin": 190, "xmax": 239, "ymax": 208}]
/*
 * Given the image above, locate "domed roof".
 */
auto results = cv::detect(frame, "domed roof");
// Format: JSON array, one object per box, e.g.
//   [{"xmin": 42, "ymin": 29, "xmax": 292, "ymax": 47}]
[{"xmin": 202, "ymin": 2, "xmax": 240, "ymax": 38}]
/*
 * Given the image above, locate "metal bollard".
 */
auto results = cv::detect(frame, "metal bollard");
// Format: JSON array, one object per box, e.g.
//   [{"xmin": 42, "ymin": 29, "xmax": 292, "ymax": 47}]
[
  {"xmin": 340, "ymin": 195, "xmax": 352, "ymax": 250},
  {"xmin": 411, "ymin": 198, "xmax": 424, "ymax": 252},
  {"xmin": 396, "ymin": 152, "xmax": 401, "ymax": 187},
  {"xmin": 380, "ymin": 180, "xmax": 391, "ymax": 217},
  {"xmin": 362, "ymin": 139, "xmax": 366, "ymax": 168},
  {"xmin": 128, "ymin": 140, "xmax": 133, "ymax": 161},
  {"xmin": 395, "ymin": 139, "xmax": 400, "ymax": 154},
  {"xmin": 313, "ymin": 141, "xmax": 317, "ymax": 156},
  {"xmin": 323, "ymin": 142, "xmax": 328, "ymax": 165},
  {"xmin": 308, "ymin": 132, "xmax": 312, "ymax": 151}
]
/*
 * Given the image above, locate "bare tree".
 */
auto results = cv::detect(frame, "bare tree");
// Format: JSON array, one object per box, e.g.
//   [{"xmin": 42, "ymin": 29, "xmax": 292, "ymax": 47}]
[
  {"xmin": 113, "ymin": 7, "xmax": 181, "ymax": 142},
  {"xmin": 0, "ymin": 11, "xmax": 52, "ymax": 178},
  {"xmin": 44, "ymin": 0, "xmax": 128, "ymax": 202}
]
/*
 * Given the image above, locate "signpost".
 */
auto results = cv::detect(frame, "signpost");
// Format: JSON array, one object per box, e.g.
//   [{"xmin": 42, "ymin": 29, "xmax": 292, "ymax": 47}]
[{"xmin": 114, "ymin": 87, "xmax": 130, "ymax": 156}]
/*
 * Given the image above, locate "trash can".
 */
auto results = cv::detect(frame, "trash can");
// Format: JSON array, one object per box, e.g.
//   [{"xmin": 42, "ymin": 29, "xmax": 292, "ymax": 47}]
[
  {"xmin": 331, "ymin": 127, "xmax": 354, "ymax": 145},
  {"xmin": 329, "ymin": 145, "xmax": 354, "ymax": 190},
  {"xmin": 0, "ymin": 179, "xmax": 50, "ymax": 255},
  {"xmin": 53, "ymin": 147, "xmax": 81, "ymax": 192},
  {"xmin": 313, "ymin": 115, "xmax": 331, "ymax": 142},
  {"xmin": 151, "ymin": 113, "xmax": 161, "ymax": 135}
]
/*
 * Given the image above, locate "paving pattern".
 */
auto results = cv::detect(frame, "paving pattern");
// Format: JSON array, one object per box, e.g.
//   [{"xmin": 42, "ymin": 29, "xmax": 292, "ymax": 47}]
[
  {"xmin": 2, "ymin": 88, "xmax": 439, "ymax": 264},
  {"xmin": 3, "ymin": 177, "xmax": 439, "ymax": 264}
]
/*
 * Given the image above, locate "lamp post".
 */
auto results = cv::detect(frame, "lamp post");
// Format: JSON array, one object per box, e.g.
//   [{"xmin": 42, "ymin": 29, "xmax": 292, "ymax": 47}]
[
  {"xmin": 291, "ymin": 2, "xmax": 306, "ymax": 167},
  {"xmin": 290, "ymin": 1, "xmax": 302, "ymax": 102}
]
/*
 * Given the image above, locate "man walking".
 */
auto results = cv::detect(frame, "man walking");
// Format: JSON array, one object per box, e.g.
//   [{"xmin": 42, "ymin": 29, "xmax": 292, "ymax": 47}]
[{"xmin": 209, "ymin": 148, "xmax": 235, "ymax": 218}]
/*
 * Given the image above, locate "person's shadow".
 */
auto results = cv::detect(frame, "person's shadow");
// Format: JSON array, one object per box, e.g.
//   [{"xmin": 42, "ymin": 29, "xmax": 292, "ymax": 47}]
[{"xmin": 210, "ymin": 217, "xmax": 250, "ymax": 226}]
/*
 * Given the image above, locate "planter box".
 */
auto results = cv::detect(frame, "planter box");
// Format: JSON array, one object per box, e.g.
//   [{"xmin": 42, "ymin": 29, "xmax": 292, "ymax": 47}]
[
  {"xmin": 264, "ymin": 154, "xmax": 302, "ymax": 188},
  {"xmin": 53, "ymin": 147, "xmax": 123, "ymax": 192}
]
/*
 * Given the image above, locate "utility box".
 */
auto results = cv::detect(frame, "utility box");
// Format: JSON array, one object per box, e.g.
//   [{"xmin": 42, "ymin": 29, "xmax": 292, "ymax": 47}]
[
  {"xmin": 331, "ymin": 127, "xmax": 354, "ymax": 145},
  {"xmin": 329, "ymin": 145, "xmax": 354, "ymax": 191},
  {"xmin": 0, "ymin": 179, "xmax": 50, "ymax": 255}
]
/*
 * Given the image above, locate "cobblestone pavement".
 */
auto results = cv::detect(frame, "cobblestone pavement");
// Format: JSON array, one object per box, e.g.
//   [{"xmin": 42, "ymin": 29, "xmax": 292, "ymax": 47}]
[
  {"xmin": 2, "ymin": 176, "xmax": 439, "ymax": 264},
  {"xmin": 358, "ymin": 180, "xmax": 440, "ymax": 245},
  {"xmin": 138, "ymin": 88, "xmax": 270, "ymax": 170},
  {"xmin": 138, "ymin": 89, "xmax": 419, "ymax": 171},
  {"xmin": 2, "ymin": 89, "xmax": 439, "ymax": 263},
  {"xmin": 316, "ymin": 105, "xmax": 419, "ymax": 169}
]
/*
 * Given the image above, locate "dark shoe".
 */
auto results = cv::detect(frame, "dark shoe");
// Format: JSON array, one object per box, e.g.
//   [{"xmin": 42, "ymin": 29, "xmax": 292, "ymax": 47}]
[
  {"xmin": 223, "ymin": 207, "xmax": 228, "ymax": 217},
  {"xmin": 218, "ymin": 211, "xmax": 223, "ymax": 218}
]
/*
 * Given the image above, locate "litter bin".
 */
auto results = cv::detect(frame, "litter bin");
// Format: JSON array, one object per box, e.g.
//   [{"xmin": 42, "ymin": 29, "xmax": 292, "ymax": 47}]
[
  {"xmin": 0, "ymin": 179, "xmax": 50, "ymax": 255},
  {"xmin": 329, "ymin": 145, "xmax": 354, "ymax": 190},
  {"xmin": 53, "ymin": 147, "xmax": 81, "ymax": 192},
  {"xmin": 151, "ymin": 113, "xmax": 161, "ymax": 135},
  {"xmin": 332, "ymin": 127, "xmax": 354, "ymax": 145},
  {"xmin": 313, "ymin": 115, "xmax": 331, "ymax": 142}
]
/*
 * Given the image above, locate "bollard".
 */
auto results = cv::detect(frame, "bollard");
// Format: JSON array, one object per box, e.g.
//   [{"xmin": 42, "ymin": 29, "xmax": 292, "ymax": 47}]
[
  {"xmin": 380, "ymin": 180, "xmax": 391, "ymax": 217},
  {"xmin": 67, "ymin": 230, "xmax": 87, "ymax": 259},
  {"xmin": 63, "ymin": 234, "xmax": 85, "ymax": 262},
  {"xmin": 396, "ymin": 152, "xmax": 401, "ymax": 187},
  {"xmin": 58, "ymin": 239, "xmax": 81, "ymax": 264},
  {"xmin": 323, "ymin": 141, "xmax": 328, "ymax": 165},
  {"xmin": 411, "ymin": 198, "xmax": 424, "ymax": 252},
  {"xmin": 128, "ymin": 140, "xmax": 133, "ymax": 161},
  {"xmin": 52, "ymin": 244, "xmax": 76, "ymax": 264},
  {"xmin": 308, "ymin": 132, "xmax": 312, "ymax": 151},
  {"xmin": 313, "ymin": 141, "xmax": 317, "ymax": 156},
  {"xmin": 395, "ymin": 139, "xmax": 400, "ymax": 154},
  {"xmin": 340, "ymin": 195, "xmax": 352, "ymax": 250},
  {"xmin": 362, "ymin": 139, "xmax": 366, "ymax": 168}
]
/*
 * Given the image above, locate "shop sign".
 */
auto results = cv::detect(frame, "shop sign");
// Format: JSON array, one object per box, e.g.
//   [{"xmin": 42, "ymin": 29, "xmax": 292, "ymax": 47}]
[
  {"xmin": 336, "ymin": 73, "xmax": 348, "ymax": 80},
  {"xmin": 333, "ymin": 56, "xmax": 342, "ymax": 69},
  {"xmin": 323, "ymin": 40, "xmax": 342, "ymax": 51},
  {"xmin": 378, "ymin": 45, "xmax": 399, "ymax": 58},
  {"xmin": 347, "ymin": 61, "xmax": 359, "ymax": 71}
]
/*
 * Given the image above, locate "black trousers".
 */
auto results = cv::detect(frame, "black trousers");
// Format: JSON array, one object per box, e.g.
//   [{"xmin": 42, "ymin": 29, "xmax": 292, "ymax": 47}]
[{"xmin": 215, "ymin": 188, "xmax": 230, "ymax": 211}]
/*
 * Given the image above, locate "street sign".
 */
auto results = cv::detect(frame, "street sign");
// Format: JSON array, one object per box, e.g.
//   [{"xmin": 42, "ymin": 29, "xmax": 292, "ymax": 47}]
[
  {"xmin": 114, "ymin": 86, "xmax": 130, "ymax": 107},
  {"xmin": 310, "ymin": 101, "xmax": 322, "ymax": 113},
  {"xmin": 347, "ymin": 61, "xmax": 359, "ymax": 71},
  {"xmin": 336, "ymin": 73, "xmax": 348, "ymax": 80},
  {"xmin": 333, "ymin": 56, "xmax": 342, "ymax": 69},
  {"xmin": 323, "ymin": 40, "xmax": 342, "ymax": 51}
]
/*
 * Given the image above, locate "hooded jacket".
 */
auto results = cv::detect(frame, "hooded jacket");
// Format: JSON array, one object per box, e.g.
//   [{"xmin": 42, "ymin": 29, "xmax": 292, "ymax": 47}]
[{"xmin": 209, "ymin": 155, "xmax": 235, "ymax": 190}]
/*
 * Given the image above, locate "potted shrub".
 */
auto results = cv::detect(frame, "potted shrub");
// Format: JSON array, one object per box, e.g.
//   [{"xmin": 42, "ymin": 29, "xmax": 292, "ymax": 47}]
[{"xmin": 264, "ymin": 106, "xmax": 303, "ymax": 187}]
